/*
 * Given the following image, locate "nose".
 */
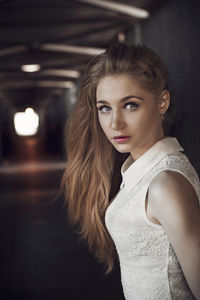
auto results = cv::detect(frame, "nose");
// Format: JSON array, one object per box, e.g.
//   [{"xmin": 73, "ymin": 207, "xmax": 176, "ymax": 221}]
[{"xmin": 110, "ymin": 110, "xmax": 125, "ymax": 130}]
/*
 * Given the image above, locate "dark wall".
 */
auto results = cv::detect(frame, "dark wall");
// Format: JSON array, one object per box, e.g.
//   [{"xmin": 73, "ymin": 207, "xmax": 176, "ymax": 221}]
[
  {"xmin": 45, "ymin": 87, "xmax": 77, "ymax": 160},
  {"xmin": 0, "ymin": 105, "xmax": 13, "ymax": 161},
  {"xmin": 137, "ymin": 0, "xmax": 200, "ymax": 175}
]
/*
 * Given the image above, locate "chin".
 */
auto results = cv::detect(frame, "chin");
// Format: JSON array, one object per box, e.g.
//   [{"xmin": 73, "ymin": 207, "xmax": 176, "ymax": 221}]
[{"xmin": 114, "ymin": 145, "xmax": 131, "ymax": 154}]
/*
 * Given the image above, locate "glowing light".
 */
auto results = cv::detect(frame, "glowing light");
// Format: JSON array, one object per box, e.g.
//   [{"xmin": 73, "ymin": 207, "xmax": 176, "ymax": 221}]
[
  {"xmin": 21, "ymin": 64, "xmax": 41, "ymax": 72},
  {"xmin": 14, "ymin": 107, "xmax": 39, "ymax": 136}
]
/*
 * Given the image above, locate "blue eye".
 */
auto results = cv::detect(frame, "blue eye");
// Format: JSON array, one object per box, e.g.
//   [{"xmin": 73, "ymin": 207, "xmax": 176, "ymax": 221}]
[
  {"xmin": 98, "ymin": 105, "xmax": 111, "ymax": 112},
  {"xmin": 124, "ymin": 102, "xmax": 139, "ymax": 110}
]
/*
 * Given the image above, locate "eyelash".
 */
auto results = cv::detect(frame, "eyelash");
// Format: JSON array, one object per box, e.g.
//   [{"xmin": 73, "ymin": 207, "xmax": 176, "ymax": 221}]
[{"xmin": 97, "ymin": 101, "xmax": 139, "ymax": 112}]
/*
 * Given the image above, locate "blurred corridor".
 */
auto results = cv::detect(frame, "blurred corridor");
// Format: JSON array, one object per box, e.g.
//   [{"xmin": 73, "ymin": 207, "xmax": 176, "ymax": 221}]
[{"xmin": 0, "ymin": 0, "xmax": 200, "ymax": 299}]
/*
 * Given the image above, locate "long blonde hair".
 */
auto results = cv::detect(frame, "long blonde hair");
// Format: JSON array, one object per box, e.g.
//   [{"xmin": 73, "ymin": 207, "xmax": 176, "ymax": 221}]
[{"xmin": 61, "ymin": 43, "xmax": 172, "ymax": 273}]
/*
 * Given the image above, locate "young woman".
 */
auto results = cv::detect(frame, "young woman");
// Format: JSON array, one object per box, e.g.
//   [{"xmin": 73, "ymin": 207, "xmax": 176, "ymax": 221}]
[{"xmin": 61, "ymin": 44, "xmax": 200, "ymax": 300}]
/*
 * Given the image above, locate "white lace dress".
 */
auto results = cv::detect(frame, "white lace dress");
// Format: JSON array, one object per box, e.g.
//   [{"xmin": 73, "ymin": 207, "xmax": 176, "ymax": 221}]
[{"xmin": 105, "ymin": 137, "xmax": 200, "ymax": 300}]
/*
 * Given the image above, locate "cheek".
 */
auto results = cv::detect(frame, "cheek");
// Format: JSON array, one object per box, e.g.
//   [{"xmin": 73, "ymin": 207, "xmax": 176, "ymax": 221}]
[
  {"xmin": 98, "ymin": 114, "xmax": 109, "ymax": 135},
  {"xmin": 128, "ymin": 106, "xmax": 160, "ymax": 130},
  {"xmin": 140, "ymin": 108, "xmax": 161, "ymax": 132}
]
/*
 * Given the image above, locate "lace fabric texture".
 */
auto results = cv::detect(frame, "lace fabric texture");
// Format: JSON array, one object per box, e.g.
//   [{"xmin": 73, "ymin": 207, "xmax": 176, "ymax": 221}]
[{"xmin": 105, "ymin": 145, "xmax": 199, "ymax": 300}]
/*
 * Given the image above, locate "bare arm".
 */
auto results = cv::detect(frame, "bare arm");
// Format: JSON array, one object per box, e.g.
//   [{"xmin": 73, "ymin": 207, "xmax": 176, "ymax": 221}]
[{"xmin": 148, "ymin": 170, "xmax": 200, "ymax": 300}]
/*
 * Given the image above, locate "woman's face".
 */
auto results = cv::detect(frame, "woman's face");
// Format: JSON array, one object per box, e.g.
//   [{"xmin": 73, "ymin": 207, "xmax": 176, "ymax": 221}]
[{"xmin": 96, "ymin": 74, "xmax": 169, "ymax": 160}]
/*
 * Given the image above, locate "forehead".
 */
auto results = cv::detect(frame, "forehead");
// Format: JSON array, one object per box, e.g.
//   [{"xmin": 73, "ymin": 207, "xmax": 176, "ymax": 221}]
[{"xmin": 96, "ymin": 74, "xmax": 147, "ymax": 101}]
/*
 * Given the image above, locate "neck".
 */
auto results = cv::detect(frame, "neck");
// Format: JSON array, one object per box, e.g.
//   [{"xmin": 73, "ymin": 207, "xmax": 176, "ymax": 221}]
[{"xmin": 130, "ymin": 134, "xmax": 165, "ymax": 161}]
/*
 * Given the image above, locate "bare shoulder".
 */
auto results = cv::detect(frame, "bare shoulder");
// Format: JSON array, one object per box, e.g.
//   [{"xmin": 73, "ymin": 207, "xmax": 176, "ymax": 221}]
[
  {"xmin": 148, "ymin": 170, "xmax": 200, "ymax": 227},
  {"xmin": 149, "ymin": 169, "xmax": 199, "ymax": 204},
  {"xmin": 148, "ymin": 170, "xmax": 200, "ymax": 299}
]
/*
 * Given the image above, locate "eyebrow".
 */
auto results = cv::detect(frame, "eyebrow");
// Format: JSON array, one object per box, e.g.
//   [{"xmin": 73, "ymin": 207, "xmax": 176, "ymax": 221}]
[{"xmin": 96, "ymin": 95, "xmax": 144, "ymax": 104}]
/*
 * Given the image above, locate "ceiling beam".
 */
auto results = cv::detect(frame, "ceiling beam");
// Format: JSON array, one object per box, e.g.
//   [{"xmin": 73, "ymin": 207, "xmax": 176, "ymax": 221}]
[
  {"xmin": 0, "ymin": 16, "xmax": 123, "ymax": 26},
  {"xmin": 0, "ymin": 45, "xmax": 27, "ymax": 57},
  {"xmin": 40, "ymin": 43, "xmax": 105, "ymax": 56},
  {"xmin": 39, "ymin": 69, "xmax": 80, "ymax": 78},
  {"xmin": 0, "ymin": 80, "xmax": 75, "ymax": 89},
  {"xmin": 42, "ymin": 20, "xmax": 127, "ymax": 44},
  {"xmin": 0, "ymin": 69, "xmax": 80, "ymax": 78},
  {"xmin": 76, "ymin": 0, "xmax": 150, "ymax": 19}
]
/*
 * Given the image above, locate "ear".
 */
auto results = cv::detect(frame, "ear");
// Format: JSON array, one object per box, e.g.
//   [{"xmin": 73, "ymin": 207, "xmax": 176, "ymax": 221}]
[{"xmin": 159, "ymin": 90, "xmax": 170, "ymax": 115}]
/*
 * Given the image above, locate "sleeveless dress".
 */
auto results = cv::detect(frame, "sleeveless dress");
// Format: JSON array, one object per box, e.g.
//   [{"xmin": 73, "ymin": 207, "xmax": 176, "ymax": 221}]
[{"xmin": 105, "ymin": 137, "xmax": 200, "ymax": 300}]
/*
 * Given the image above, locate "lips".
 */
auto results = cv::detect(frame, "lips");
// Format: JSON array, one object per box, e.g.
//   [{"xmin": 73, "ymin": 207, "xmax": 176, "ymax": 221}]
[{"xmin": 113, "ymin": 136, "xmax": 131, "ymax": 143}]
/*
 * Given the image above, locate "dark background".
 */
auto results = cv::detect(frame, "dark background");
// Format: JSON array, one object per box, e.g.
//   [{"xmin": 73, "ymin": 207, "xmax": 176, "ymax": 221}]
[{"xmin": 0, "ymin": 0, "xmax": 199, "ymax": 299}]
